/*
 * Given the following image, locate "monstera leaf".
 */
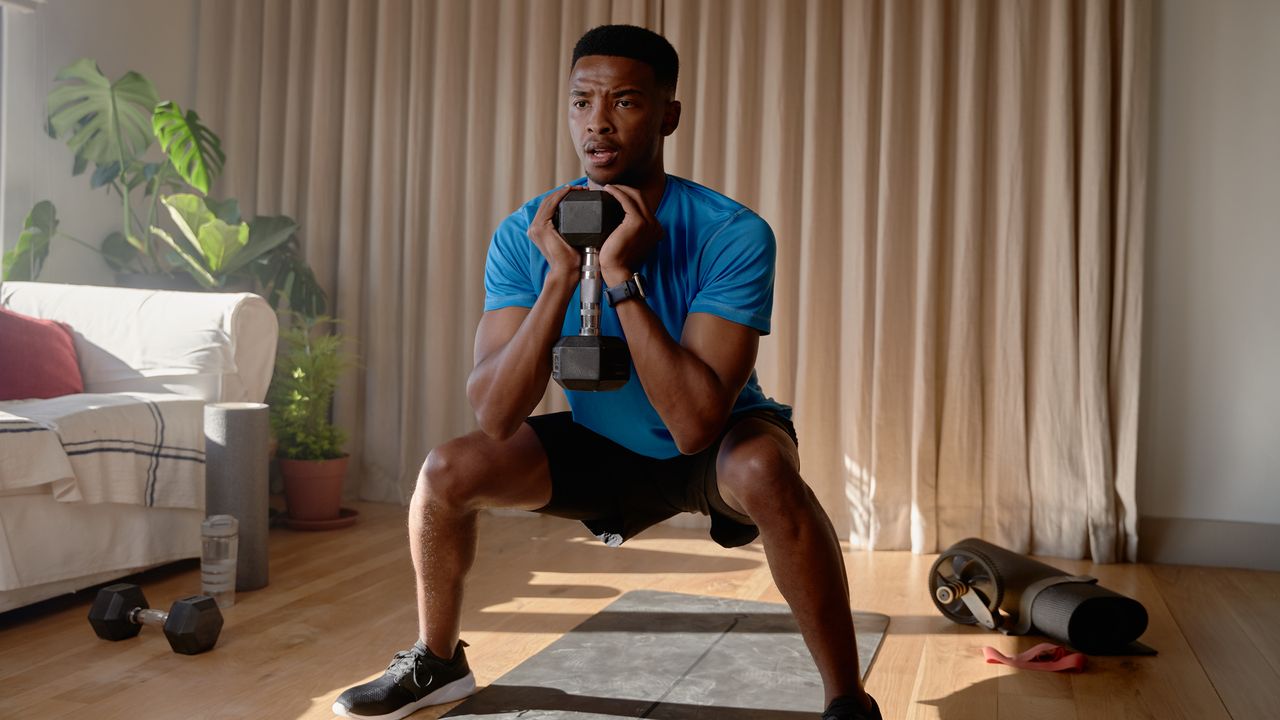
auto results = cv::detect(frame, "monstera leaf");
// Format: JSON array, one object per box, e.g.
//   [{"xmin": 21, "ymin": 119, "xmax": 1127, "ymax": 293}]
[
  {"xmin": 102, "ymin": 231, "xmax": 142, "ymax": 273},
  {"xmin": 238, "ymin": 215, "xmax": 300, "ymax": 273},
  {"xmin": 152, "ymin": 101, "xmax": 225, "ymax": 194},
  {"xmin": 45, "ymin": 58, "xmax": 158, "ymax": 168},
  {"xmin": 152, "ymin": 194, "xmax": 298, "ymax": 288},
  {"xmin": 2, "ymin": 202, "xmax": 59, "ymax": 281},
  {"xmin": 250, "ymin": 243, "xmax": 329, "ymax": 318}
]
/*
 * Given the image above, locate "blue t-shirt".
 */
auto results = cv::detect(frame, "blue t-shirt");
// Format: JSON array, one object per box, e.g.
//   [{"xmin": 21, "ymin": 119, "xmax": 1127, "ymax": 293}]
[{"xmin": 483, "ymin": 174, "xmax": 792, "ymax": 459}]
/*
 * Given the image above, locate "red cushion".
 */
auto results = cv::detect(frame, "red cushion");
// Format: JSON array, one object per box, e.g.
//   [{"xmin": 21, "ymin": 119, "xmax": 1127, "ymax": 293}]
[{"xmin": 0, "ymin": 305, "xmax": 85, "ymax": 401}]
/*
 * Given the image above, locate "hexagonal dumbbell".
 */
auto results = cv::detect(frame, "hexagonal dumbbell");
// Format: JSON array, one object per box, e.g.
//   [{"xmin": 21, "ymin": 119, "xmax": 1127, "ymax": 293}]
[
  {"xmin": 88, "ymin": 583, "xmax": 224, "ymax": 655},
  {"xmin": 552, "ymin": 190, "xmax": 632, "ymax": 392}
]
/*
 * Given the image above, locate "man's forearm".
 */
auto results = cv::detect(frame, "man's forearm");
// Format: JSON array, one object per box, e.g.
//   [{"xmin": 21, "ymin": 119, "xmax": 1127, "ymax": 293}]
[
  {"xmin": 607, "ymin": 280, "xmax": 730, "ymax": 454},
  {"xmin": 467, "ymin": 273, "xmax": 577, "ymax": 439}
]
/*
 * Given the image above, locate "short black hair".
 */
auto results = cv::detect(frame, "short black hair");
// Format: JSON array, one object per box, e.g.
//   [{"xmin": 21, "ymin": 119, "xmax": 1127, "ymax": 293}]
[{"xmin": 571, "ymin": 24, "xmax": 679, "ymax": 94}]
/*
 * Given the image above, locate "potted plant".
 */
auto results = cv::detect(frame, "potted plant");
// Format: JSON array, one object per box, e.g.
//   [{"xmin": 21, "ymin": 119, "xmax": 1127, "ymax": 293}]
[
  {"xmin": 267, "ymin": 315, "xmax": 354, "ymax": 523},
  {"xmin": 1, "ymin": 58, "xmax": 327, "ymax": 319}
]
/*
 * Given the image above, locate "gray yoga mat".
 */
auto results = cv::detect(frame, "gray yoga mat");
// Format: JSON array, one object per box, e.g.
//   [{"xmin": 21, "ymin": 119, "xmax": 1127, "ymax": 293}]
[{"xmin": 443, "ymin": 590, "xmax": 889, "ymax": 719}]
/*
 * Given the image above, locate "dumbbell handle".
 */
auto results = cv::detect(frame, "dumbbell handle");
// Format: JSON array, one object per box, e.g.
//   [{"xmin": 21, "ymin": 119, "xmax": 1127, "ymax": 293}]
[
  {"xmin": 129, "ymin": 607, "xmax": 169, "ymax": 628},
  {"xmin": 579, "ymin": 246, "xmax": 602, "ymax": 337}
]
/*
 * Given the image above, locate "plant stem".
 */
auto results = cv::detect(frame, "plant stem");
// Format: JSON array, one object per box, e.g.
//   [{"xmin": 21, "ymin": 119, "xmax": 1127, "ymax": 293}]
[
  {"xmin": 55, "ymin": 232, "xmax": 104, "ymax": 255},
  {"xmin": 146, "ymin": 174, "xmax": 166, "ymax": 271},
  {"xmin": 110, "ymin": 99, "xmax": 149, "ymax": 272}
]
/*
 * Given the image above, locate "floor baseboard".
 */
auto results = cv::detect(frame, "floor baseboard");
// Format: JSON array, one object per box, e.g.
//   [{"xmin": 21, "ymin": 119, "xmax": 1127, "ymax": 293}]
[{"xmin": 1139, "ymin": 515, "xmax": 1280, "ymax": 570}]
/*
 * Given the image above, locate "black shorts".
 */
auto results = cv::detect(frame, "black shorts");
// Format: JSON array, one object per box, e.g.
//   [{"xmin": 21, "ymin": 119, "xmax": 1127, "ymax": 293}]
[{"xmin": 524, "ymin": 409, "xmax": 798, "ymax": 549}]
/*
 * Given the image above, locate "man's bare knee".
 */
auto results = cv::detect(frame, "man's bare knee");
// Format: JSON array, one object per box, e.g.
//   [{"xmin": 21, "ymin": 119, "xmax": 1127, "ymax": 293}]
[
  {"xmin": 414, "ymin": 427, "xmax": 551, "ymax": 511},
  {"xmin": 415, "ymin": 435, "xmax": 486, "ymax": 511},
  {"xmin": 721, "ymin": 444, "xmax": 805, "ymax": 514}
]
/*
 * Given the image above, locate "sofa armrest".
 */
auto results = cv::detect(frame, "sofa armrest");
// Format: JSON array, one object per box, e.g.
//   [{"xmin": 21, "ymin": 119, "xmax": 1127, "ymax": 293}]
[{"xmin": 0, "ymin": 281, "xmax": 278, "ymax": 403}]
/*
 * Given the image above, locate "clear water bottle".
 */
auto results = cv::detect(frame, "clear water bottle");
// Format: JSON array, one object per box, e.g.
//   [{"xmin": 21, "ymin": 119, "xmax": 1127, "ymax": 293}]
[{"xmin": 201, "ymin": 515, "xmax": 239, "ymax": 608}]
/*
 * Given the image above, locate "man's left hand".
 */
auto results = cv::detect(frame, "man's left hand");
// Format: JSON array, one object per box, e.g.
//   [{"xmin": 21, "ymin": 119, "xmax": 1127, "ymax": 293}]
[{"xmin": 598, "ymin": 184, "xmax": 662, "ymax": 279}]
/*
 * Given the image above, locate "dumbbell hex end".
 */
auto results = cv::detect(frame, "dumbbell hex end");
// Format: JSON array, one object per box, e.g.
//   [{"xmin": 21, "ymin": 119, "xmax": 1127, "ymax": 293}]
[
  {"xmin": 88, "ymin": 583, "xmax": 149, "ymax": 641},
  {"xmin": 552, "ymin": 335, "xmax": 631, "ymax": 391},
  {"xmin": 164, "ymin": 595, "xmax": 224, "ymax": 655}
]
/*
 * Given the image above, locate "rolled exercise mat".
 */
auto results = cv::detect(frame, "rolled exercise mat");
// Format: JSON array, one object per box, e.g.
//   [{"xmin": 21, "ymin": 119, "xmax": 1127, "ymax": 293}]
[
  {"xmin": 204, "ymin": 402, "xmax": 270, "ymax": 591},
  {"xmin": 928, "ymin": 537, "xmax": 1154, "ymax": 654}
]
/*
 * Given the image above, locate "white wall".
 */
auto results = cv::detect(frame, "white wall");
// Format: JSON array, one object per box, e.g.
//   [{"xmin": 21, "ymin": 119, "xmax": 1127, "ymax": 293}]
[
  {"xmin": 1141, "ymin": 0, "xmax": 1280, "ymax": 526},
  {"xmin": 1, "ymin": 0, "xmax": 198, "ymax": 285}
]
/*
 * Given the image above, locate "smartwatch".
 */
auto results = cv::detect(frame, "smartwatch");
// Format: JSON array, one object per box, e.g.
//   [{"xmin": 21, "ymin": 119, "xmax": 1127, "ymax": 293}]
[{"xmin": 605, "ymin": 273, "xmax": 647, "ymax": 307}]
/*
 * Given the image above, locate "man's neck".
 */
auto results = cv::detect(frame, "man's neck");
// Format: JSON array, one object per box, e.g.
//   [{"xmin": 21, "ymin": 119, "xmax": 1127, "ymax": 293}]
[{"xmin": 588, "ymin": 170, "xmax": 667, "ymax": 212}]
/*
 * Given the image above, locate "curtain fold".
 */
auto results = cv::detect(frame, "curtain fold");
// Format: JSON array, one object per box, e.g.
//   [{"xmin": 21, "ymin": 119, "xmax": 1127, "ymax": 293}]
[{"xmin": 197, "ymin": 0, "xmax": 1149, "ymax": 561}]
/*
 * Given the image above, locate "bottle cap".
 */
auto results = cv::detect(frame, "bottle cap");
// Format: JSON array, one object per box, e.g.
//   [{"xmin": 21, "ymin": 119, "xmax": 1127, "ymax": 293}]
[{"xmin": 202, "ymin": 514, "xmax": 239, "ymax": 537}]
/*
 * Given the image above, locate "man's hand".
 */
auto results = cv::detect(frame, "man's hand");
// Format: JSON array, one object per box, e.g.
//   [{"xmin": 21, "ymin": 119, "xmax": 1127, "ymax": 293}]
[
  {"xmin": 467, "ymin": 183, "xmax": 594, "ymax": 439},
  {"xmin": 599, "ymin": 184, "xmax": 663, "ymax": 278},
  {"xmin": 528, "ymin": 184, "xmax": 586, "ymax": 282}
]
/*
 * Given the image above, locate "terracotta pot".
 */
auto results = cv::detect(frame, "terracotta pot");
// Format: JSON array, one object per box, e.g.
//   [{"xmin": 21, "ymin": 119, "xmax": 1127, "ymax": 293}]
[{"xmin": 279, "ymin": 455, "xmax": 348, "ymax": 521}]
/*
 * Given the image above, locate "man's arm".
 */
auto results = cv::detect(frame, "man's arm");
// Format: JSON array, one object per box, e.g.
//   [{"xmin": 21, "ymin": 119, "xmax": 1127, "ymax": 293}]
[
  {"xmin": 466, "ymin": 275, "xmax": 576, "ymax": 440},
  {"xmin": 610, "ymin": 301, "xmax": 759, "ymax": 455},
  {"xmin": 467, "ymin": 185, "xmax": 584, "ymax": 440},
  {"xmin": 596, "ymin": 183, "xmax": 768, "ymax": 454}
]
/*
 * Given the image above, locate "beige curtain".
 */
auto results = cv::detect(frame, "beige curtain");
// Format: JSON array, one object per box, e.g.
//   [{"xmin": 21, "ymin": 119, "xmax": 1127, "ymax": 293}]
[{"xmin": 197, "ymin": 0, "xmax": 1150, "ymax": 562}]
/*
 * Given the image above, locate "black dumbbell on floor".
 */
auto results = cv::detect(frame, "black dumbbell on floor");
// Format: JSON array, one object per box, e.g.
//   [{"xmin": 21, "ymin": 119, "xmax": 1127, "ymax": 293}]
[{"xmin": 88, "ymin": 583, "xmax": 224, "ymax": 655}]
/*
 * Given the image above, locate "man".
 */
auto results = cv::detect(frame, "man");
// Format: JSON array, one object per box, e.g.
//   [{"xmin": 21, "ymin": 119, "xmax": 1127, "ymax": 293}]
[{"xmin": 334, "ymin": 24, "xmax": 882, "ymax": 720}]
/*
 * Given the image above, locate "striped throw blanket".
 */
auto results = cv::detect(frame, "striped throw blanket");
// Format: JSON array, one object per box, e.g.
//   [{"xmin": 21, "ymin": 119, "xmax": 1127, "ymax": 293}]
[{"xmin": 0, "ymin": 393, "xmax": 205, "ymax": 509}]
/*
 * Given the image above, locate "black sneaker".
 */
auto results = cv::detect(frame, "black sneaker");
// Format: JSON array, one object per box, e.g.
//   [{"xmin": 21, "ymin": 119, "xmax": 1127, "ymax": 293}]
[
  {"xmin": 822, "ymin": 694, "xmax": 882, "ymax": 720},
  {"xmin": 333, "ymin": 640, "xmax": 476, "ymax": 720}
]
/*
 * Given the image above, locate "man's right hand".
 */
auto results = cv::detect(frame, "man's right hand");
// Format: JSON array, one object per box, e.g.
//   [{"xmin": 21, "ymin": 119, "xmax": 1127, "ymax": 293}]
[
  {"xmin": 468, "ymin": 184, "xmax": 588, "ymax": 439},
  {"xmin": 527, "ymin": 184, "xmax": 586, "ymax": 282}
]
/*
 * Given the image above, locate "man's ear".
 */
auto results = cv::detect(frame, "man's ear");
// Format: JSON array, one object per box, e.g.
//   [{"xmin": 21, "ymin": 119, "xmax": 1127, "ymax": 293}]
[{"xmin": 661, "ymin": 100, "xmax": 681, "ymax": 136}]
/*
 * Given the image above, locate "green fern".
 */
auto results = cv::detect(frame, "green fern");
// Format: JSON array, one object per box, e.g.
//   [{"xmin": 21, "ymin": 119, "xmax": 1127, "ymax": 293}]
[{"xmin": 268, "ymin": 316, "xmax": 353, "ymax": 460}]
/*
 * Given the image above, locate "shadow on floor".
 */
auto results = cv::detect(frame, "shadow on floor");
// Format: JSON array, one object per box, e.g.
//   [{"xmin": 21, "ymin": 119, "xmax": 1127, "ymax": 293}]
[{"xmin": 443, "ymin": 684, "xmax": 821, "ymax": 719}]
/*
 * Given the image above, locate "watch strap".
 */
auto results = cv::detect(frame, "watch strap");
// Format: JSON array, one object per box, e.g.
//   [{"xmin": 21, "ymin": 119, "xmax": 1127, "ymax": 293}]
[{"xmin": 606, "ymin": 273, "xmax": 646, "ymax": 307}]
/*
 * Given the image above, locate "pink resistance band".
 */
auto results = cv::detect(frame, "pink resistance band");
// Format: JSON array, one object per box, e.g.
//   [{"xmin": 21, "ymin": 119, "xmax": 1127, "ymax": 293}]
[{"xmin": 982, "ymin": 643, "xmax": 1087, "ymax": 672}]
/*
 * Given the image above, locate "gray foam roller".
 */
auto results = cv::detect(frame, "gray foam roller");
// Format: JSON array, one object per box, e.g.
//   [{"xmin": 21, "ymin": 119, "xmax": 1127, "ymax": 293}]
[{"xmin": 204, "ymin": 402, "xmax": 270, "ymax": 591}]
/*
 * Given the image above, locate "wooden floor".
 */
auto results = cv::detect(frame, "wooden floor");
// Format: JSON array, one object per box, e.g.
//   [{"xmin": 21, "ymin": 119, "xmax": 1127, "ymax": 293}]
[{"xmin": 1, "ymin": 500, "xmax": 1277, "ymax": 720}]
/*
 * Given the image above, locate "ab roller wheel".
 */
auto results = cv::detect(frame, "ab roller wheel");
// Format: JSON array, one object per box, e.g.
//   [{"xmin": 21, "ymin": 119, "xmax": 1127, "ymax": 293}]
[{"xmin": 928, "ymin": 546, "xmax": 1005, "ymax": 630}]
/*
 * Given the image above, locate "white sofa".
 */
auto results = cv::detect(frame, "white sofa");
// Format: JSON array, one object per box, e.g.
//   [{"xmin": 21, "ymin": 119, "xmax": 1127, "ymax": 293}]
[{"xmin": 0, "ymin": 281, "xmax": 277, "ymax": 612}]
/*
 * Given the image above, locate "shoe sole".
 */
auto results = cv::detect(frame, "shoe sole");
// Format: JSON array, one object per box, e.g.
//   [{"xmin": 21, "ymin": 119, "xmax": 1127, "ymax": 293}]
[{"xmin": 332, "ymin": 672, "xmax": 477, "ymax": 720}]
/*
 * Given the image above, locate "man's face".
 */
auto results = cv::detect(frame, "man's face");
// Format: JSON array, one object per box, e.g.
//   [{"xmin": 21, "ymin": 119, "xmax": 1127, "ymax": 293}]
[{"xmin": 568, "ymin": 55, "xmax": 679, "ymax": 187}]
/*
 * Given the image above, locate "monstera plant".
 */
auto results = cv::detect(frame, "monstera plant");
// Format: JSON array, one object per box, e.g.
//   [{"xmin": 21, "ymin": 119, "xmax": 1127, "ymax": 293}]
[{"xmin": 2, "ymin": 58, "xmax": 326, "ymax": 318}]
